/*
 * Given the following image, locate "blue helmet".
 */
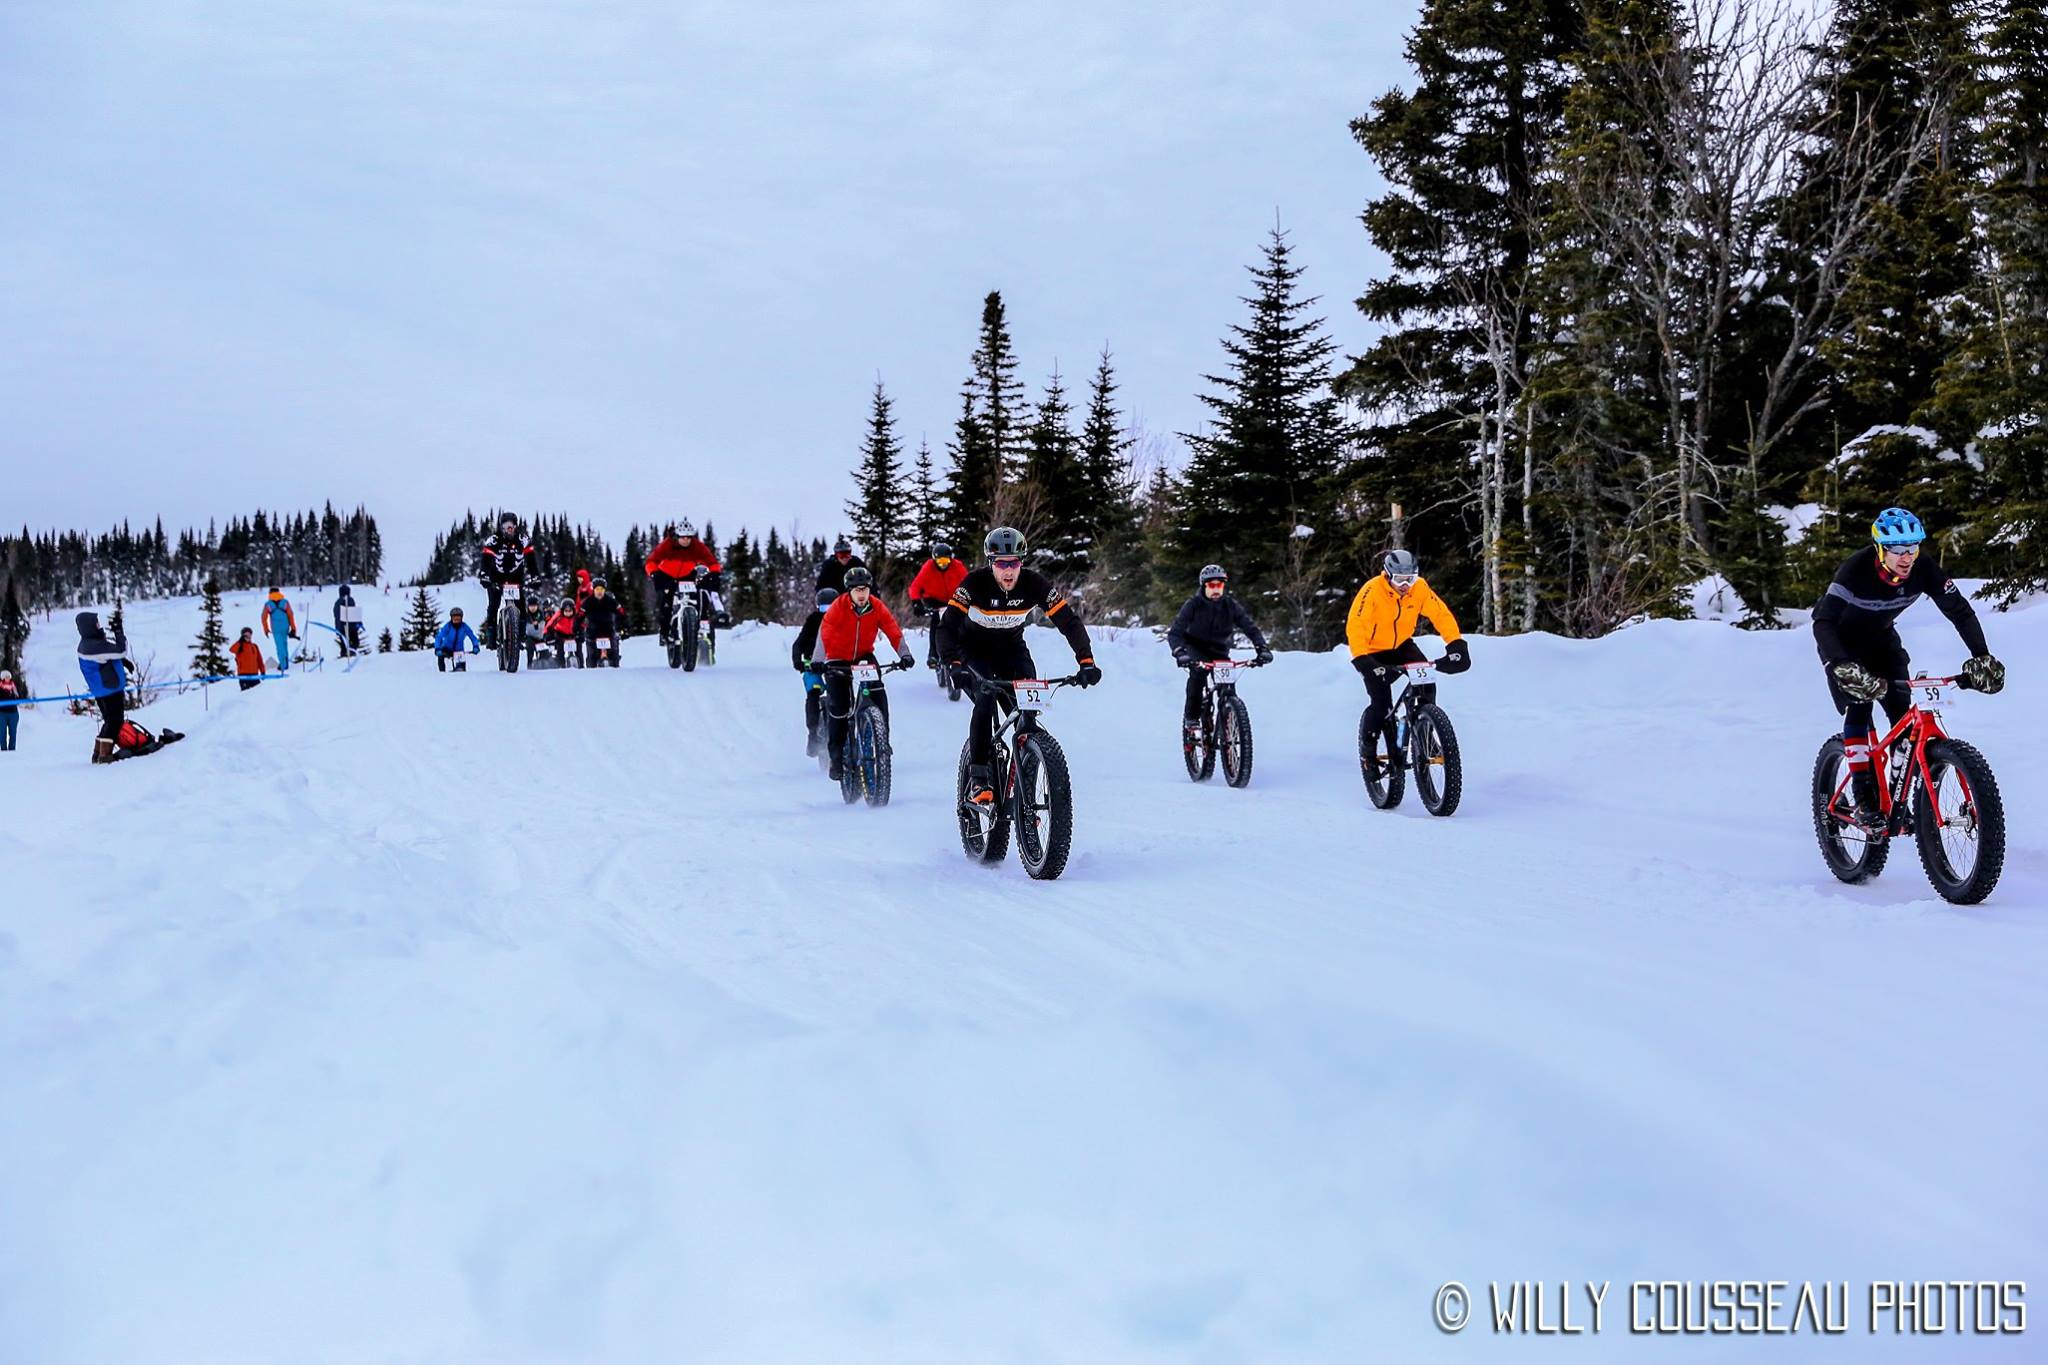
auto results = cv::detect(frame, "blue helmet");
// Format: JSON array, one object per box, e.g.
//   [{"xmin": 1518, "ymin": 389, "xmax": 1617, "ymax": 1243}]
[{"xmin": 1871, "ymin": 507, "xmax": 1926, "ymax": 548}]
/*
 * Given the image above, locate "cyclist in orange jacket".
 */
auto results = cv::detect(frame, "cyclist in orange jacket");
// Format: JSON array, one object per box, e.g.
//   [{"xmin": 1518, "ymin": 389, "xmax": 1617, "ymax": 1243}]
[
  {"xmin": 1346, "ymin": 550, "xmax": 1470, "ymax": 765},
  {"xmin": 817, "ymin": 567, "xmax": 917, "ymax": 779}
]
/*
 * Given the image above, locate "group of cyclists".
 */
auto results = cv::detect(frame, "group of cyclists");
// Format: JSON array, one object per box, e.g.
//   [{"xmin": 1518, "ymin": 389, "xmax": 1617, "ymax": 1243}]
[{"xmin": 451, "ymin": 502, "xmax": 2008, "ymax": 832}]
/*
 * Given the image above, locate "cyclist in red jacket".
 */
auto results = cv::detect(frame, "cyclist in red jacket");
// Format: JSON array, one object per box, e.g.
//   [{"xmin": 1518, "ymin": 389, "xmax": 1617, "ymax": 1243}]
[
  {"xmin": 906, "ymin": 541, "xmax": 969, "ymax": 670},
  {"xmin": 645, "ymin": 520, "xmax": 728, "ymax": 638},
  {"xmin": 818, "ymin": 567, "xmax": 916, "ymax": 779}
]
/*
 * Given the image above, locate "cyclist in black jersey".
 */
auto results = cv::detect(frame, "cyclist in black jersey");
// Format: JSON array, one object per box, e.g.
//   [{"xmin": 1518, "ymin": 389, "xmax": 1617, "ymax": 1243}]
[
  {"xmin": 1812, "ymin": 506, "xmax": 2004, "ymax": 817},
  {"xmin": 933, "ymin": 526, "xmax": 1101, "ymax": 807}
]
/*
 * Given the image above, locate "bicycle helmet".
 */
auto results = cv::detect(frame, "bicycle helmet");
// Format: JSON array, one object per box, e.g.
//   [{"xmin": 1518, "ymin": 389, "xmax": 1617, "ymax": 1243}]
[
  {"xmin": 1383, "ymin": 549, "xmax": 1419, "ymax": 582},
  {"xmin": 933, "ymin": 541, "xmax": 954, "ymax": 560},
  {"xmin": 1197, "ymin": 563, "xmax": 1228, "ymax": 585},
  {"xmin": 677, "ymin": 518, "xmax": 695, "ymax": 537},
  {"xmin": 591, "ymin": 577, "xmax": 608, "ymax": 590},
  {"xmin": 844, "ymin": 566, "xmax": 874, "ymax": 590},
  {"xmin": 1871, "ymin": 507, "xmax": 1926, "ymax": 547},
  {"xmin": 449, "ymin": 607, "xmax": 464, "ymax": 618},
  {"xmin": 983, "ymin": 526, "xmax": 1027, "ymax": 559},
  {"xmin": 560, "ymin": 596, "xmax": 575, "ymax": 610},
  {"xmin": 815, "ymin": 587, "xmax": 839, "ymax": 610},
  {"xmin": 833, "ymin": 536, "xmax": 853, "ymax": 553}
]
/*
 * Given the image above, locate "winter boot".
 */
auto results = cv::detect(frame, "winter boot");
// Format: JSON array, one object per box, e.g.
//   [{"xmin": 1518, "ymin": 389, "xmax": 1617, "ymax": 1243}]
[
  {"xmin": 966, "ymin": 763, "xmax": 995, "ymax": 807},
  {"xmin": 92, "ymin": 737, "xmax": 115, "ymax": 764},
  {"xmin": 828, "ymin": 755, "xmax": 845, "ymax": 781},
  {"xmin": 1850, "ymin": 770, "xmax": 1881, "ymax": 824},
  {"xmin": 1182, "ymin": 717, "xmax": 1203, "ymax": 751}
]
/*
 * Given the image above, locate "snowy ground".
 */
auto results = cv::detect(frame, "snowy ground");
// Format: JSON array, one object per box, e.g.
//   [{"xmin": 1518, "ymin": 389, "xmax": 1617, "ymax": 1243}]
[{"xmin": 2, "ymin": 584, "xmax": 2044, "ymax": 1363}]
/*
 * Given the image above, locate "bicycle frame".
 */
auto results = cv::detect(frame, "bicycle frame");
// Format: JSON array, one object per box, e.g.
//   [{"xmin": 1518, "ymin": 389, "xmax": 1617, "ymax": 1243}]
[
  {"xmin": 964, "ymin": 669, "xmax": 1079, "ymax": 804},
  {"xmin": 1825, "ymin": 676, "xmax": 1966, "ymax": 832}
]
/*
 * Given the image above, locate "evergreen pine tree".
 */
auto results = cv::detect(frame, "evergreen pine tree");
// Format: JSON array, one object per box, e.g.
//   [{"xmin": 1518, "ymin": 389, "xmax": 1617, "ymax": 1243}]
[
  {"xmin": 400, "ymin": 586, "xmax": 439, "ymax": 651},
  {"xmin": 1021, "ymin": 365, "xmax": 1088, "ymax": 578},
  {"xmin": 377, "ymin": 627, "xmax": 394, "ymax": 653},
  {"xmin": 1077, "ymin": 346, "xmax": 1141, "ymax": 601},
  {"xmin": 910, "ymin": 439, "xmax": 942, "ymax": 555},
  {"xmin": 941, "ymin": 291, "xmax": 1029, "ymax": 540},
  {"xmin": 1176, "ymin": 228, "xmax": 1351, "ymax": 643},
  {"xmin": 845, "ymin": 379, "xmax": 909, "ymax": 570},
  {"xmin": 1923, "ymin": 0, "xmax": 2048, "ymax": 600},
  {"xmin": 191, "ymin": 579, "xmax": 231, "ymax": 678},
  {"xmin": 941, "ymin": 388, "xmax": 994, "ymax": 546}
]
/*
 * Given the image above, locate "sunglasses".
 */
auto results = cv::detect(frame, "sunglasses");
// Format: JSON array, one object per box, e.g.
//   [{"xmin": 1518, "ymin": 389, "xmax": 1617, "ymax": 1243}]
[
  {"xmin": 1203, "ymin": 579, "xmax": 1226, "ymax": 588},
  {"xmin": 991, "ymin": 556, "xmax": 1023, "ymax": 570}
]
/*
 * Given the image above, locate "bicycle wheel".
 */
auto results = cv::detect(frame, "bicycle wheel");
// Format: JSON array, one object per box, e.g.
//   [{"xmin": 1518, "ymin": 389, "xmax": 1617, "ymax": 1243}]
[
  {"xmin": 1912, "ymin": 739, "xmax": 2005, "ymax": 904},
  {"xmin": 498, "ymin": 608, "xmax": 521, "ymax": 673},
  {"xmin": 1359, "ymin": 709, "xmax": 1403, "ymax": 809},
  {"xmin": 1014, "ymin": 730, "xmax": 1075, "ymax": 881},
  {"xmin": 860, "ymin": 707, "xmax": 892, "ymax": 808},
  {"xmin": 1411, "ymin": 704, "xmax": 1462, "ymax": 816},
  {"xmin": 666, "ymin": 641, "xmax": 682, "ymax": 669},
  {"xmin": 680, "ymin": 609, "xmax": 699, "ymax": 671},
  {"xmin": 956, "ymin": 739, "xmax": 1010, "ymax": 864},
  {"xmin": 704, "ymin": 622, "xmax": 717, "ymax": 666},
  {"xmin": 1182, "ymin": 695, "xmax": 1216, "ymax": 782},
  {"xmin": 1218, "ymin": 694, "xmax": 1254, "ymax": 788},
  {"xmin": 1810, "ymin": 737, "xmax": 1889, "ymax": 884}
]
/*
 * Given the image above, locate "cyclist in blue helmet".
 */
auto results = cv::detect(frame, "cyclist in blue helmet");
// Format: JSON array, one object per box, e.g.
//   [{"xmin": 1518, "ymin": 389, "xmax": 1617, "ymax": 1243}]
[{"xmin": 1812, "ymin": 507, "xmax": 2004, "ymax": 817}]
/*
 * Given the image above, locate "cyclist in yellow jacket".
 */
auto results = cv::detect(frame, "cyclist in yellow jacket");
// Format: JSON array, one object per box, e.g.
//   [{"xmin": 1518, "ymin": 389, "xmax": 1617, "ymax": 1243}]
[{"xmin": 1347, "ymin": 550, "xmax": 1471, "ymax": 764}]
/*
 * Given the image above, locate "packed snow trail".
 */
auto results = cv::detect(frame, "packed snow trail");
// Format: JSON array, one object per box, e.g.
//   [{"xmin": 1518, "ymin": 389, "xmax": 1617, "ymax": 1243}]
[{"xmin": 2, "ymin": 585, "xmax": 2044, "ymax": 1363}]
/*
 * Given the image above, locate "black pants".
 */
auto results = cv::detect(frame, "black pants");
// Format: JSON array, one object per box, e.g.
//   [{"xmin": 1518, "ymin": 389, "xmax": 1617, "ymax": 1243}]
[
  {"xmin": 651, "ymin": 577, "xmax": 676, "ymax": 639},
  {"xmin": 1355, "ymin": 640, "xmax": 1433, "ymax": 740},
  {"xmin": 584, "ymin": 636, "xmax": 620, "ymax": 668},
  {"xmin": 238, "ymin": 678, "xmax": 260, "ymax": 691},
  {"xmin": 1824, "ymin": 632, "xmax": 1912, "ymax": 738},
  {"xmin": 826, "ymin": 662, "xmax": 892, "ymax": 759},
  {"xmin": 804, "ymin": 677, "xmax": 824, "ymax": 738},
  {"xmin": 1181, "ymin": 650, "xmax": 1228, "ymax": 721},
  {"xmin": 97, "ymin": 691, "xmax": 125, "ymax": 744},
  {"xmin": 965, "ymin": 638, "xmax": 1035, "ymax": 767}
]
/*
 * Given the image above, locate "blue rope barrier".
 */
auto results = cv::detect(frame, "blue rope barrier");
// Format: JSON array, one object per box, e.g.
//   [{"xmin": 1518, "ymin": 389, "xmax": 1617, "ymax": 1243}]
[{"xmin": 0, "ymin": 671, "xmax": 294, "ymax": 707}]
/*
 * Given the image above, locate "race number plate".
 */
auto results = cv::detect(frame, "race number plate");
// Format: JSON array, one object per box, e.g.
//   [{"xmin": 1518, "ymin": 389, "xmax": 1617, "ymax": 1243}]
[
  {"xmin": 1405, "ymin": 662, "xmax": 1437, "ymax": 680},
  {"xmin": 503, "ymin": 584, "xmax": 521, "ymax": 600},
  {"xmin": 595, "ymin": 638, "xmax": 613, "ymax": 655},
  {"xmin": 1014, "ymin": 680, "xmax": 1053, "ymax": 711},
  {"xmin": 1208, "ymin": 661, "xmax": 1244, "ymax": 680},
  {"xmin": 851, "ymin": 663, "xmax": 882, "ymax": 683},
  {"xmin": 1915, "ymin": 680, "xmax": 1955, "ymax": 707}
]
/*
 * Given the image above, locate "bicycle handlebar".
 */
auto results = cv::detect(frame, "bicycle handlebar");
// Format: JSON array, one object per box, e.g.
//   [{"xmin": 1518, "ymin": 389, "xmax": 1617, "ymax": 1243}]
[{"xmin": 956, "ymin": 666, "xmax": 1084, "ymax": 697}]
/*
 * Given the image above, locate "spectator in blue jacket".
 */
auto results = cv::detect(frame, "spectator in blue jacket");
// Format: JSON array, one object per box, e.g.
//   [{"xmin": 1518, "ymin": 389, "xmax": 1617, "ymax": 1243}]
[
  {"xmin": 434, "ymin": 608, "xmax": 480, "ymax": 672},
  {"xmin": 76, "ymin": 611, "xmax": 133, "ymax": 763}
]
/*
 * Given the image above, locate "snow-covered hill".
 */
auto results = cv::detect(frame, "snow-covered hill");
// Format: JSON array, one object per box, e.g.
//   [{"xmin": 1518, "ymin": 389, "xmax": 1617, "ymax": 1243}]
[{"xmin": 3, "ymin": 584, "xmax": 2043, "ymax": 1363}]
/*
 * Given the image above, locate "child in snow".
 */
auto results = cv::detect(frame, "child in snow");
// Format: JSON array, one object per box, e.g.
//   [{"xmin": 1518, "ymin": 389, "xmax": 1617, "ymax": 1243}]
[
  {"xmin": 0, "ymin": 668, "xmax": 21, "ymax": 750},
  {"xmin": 231, "ymin": 628, "xmax": 266, "ymax": 690}
]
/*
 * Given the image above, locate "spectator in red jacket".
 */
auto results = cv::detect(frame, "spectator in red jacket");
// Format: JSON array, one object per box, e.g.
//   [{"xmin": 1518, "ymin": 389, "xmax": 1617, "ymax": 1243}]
[
  {"xmin": 906, "ymin": 541, "xmax": 969, "ymax": 667},
  {"xmin": 817, "ymin": 567, "xmax": 915, "ymax": 779},
  {"xmin": 645, "ymin": 520, "xmax": 728, "ymax": 637}
]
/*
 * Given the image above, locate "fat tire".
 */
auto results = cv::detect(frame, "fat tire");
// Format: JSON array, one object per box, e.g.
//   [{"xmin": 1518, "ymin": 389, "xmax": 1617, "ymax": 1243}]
[
  {"xmin": 861, "ymin": 708, "xmax": 892, "ymax": 807},
  {"xmin": 956, "ymin": 739, "xmax": 1010, "ymax": 865},
  {"xmin": 1912, "ymin": 739, "xmax": 2005, "ymax": 905},
  {"xmin": 1360, "ymin": 708, "xmax": 1403, "ymax": 809},
  {"xmin": 498, "ymin": 606, "xmax": 521, "ymax": 674},
  {"xmin": 1411, "ymin": 704, "xmax": 1462, "ymax": 816},
  {"xmin": 1220, "ymin": 693, "xmax": 1254, "ymax": 789},
  {"xmin": 1183, "ymin": 695, "xmax": 1216, "ymax": 782},
  {"xmin": 680, "ymin": 609, "xmax": 699, "ymax": 671},
  {"xmin": 1014, "ymin": 731, "xmax": 1075, "ymax": 881},
  {"xmin": 1811, "ymin": 737, "xmax": 1889, "ymax": 884}
]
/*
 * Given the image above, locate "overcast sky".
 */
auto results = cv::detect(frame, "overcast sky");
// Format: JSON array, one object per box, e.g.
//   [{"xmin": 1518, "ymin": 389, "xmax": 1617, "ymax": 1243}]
[{"xmin": 1, "ymin": 0, "xmax": 1402, "ymax": 571}]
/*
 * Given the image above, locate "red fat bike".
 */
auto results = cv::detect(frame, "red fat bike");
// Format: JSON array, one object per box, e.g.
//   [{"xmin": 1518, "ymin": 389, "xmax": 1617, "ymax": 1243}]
[{"xmin": 1811, "ymin": 673, "xmax": 2006, "ymax": 904}]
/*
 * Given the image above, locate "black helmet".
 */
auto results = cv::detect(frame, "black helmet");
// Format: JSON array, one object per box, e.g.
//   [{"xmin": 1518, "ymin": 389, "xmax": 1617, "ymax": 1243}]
[
  {"xmin": 591, "ymin": 576, "xmax": 608, "ymax": 590},
  {"xmin": 833, "ymin": 536, "xmax": 853, "ymax": 554},
  {"xmin": 844, "ymin": 566, "xmax": 874, "ymax": 590},
  {"xmin": 1197, "ymin": 563, "xmax": 1228, "ymax": 585},
  {"xmin": 983, "ymin": 526, "xmax": 1027, "ymax": 559},
  {"xmin": 933, "ymin": 541, "xmax": 954, "ymax": 559},
  {"xmin": 499, "ymin": 514, "xmax": 518, "ymax": 531},
  {"xmin": 815, "ymin": 587, "xmax": 839, "ymax": 610},
  {"xmin": 560, "ymin": 596, "xmax": 575, "ymax": 610},
  {"xmin": 449, "ymin": 607, "xmax": 464, "ymax": 618},
  {"xmin": 1382, "ymin": 549, "xmax": 1419, "ymax": 582}
]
